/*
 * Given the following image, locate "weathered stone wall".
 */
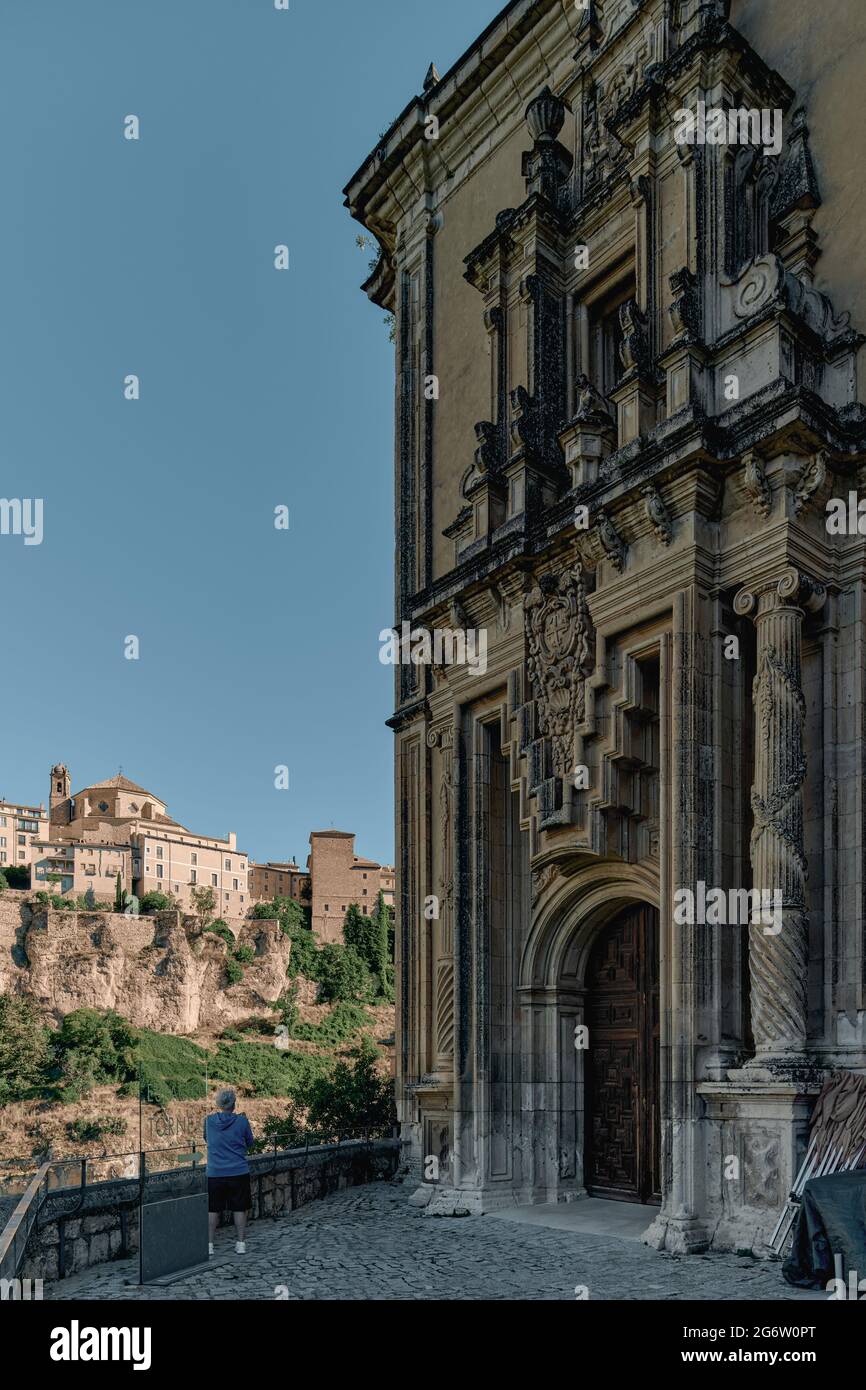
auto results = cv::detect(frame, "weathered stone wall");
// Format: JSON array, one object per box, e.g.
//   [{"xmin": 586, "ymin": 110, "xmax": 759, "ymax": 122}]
[
  {"xmin": 0, "ymin": 898, "xmax": 291, "ymax": 1031},
  {"xmin": 19, "ymin": 1140, "xmax": 399, "ymax": 1283}
]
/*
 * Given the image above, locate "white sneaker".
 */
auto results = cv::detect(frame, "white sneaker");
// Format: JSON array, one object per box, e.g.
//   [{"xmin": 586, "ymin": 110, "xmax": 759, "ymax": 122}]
[
  {"xmin": 235, "ymin": 1241, "xmax": 246, "ymax": 1254},
  {"xmin": 208, "ymin": 1243, "xmax": 214, "ymax": 1257}
]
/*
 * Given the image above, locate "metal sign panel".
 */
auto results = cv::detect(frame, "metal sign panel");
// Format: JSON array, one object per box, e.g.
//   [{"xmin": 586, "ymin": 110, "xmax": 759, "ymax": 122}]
[{"xmin": 140, "ymin": 1164, "xmax": 208, "ymax": 1284}]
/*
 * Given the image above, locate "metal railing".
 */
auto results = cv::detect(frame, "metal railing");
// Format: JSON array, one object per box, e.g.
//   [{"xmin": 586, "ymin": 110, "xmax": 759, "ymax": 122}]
[
  {"xmin": 0, "ymin": 1160, "xmax": 53, "ymax": 1283},
  {"xmin": 0, "ymin": 1127, "xmax": 396, "ymax": 1275}
]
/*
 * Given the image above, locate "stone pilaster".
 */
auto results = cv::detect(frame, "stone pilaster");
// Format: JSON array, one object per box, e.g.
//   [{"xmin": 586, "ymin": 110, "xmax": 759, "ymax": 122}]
[{"xmin": 733, "ymin": 567, "xmax": 826, "ymax": 1070}]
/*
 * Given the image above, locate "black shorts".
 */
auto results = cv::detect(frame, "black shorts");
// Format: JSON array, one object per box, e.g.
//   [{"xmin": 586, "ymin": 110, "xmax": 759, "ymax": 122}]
[{"xmin": 208, "ymin": 1174, "xmax": 251, "ymax": 1213}]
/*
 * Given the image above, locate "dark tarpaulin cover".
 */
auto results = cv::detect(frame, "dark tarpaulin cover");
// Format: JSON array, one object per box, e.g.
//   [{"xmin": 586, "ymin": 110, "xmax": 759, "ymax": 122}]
[{"xmin": 782, "ymin": 1170, "xmax": 866, "ymax": 1289}]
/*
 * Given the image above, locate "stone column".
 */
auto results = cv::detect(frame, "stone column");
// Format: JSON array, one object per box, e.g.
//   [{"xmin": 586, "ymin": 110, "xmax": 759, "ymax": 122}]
[{"xmin": 733, "ymin": 567, "xmax": 826, "ymax": 1068}]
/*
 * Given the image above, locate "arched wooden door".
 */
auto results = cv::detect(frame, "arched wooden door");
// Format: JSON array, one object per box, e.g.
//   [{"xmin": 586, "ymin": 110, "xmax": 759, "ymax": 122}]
[{"xmin": 585, "ymin": 904, "xmax": 660, "ymax": 1204}]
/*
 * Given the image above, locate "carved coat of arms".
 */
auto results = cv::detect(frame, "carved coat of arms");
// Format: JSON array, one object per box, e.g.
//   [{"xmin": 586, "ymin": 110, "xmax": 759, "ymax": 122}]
[{"xmin": 524, "ymin": 566, "xmax": 594, "ymax": 777}]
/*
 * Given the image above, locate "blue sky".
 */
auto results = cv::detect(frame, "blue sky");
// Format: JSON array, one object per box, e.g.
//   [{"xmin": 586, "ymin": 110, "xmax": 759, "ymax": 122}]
[{"xmin": 0, "ymin": 0, "xmax": 495, "ymax": 868}]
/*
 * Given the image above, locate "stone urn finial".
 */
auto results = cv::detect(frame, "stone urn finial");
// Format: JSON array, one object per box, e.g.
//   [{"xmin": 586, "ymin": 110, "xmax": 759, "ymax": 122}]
[{"xmin": 525, "ymin": 86, "xmax": 566, "ymax": 144}]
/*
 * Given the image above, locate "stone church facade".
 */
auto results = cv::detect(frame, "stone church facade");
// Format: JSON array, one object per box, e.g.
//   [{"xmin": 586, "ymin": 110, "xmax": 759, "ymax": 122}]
[{"xmin": 344, "ymin": 0, "xmax": 866, "ymax": 1252}]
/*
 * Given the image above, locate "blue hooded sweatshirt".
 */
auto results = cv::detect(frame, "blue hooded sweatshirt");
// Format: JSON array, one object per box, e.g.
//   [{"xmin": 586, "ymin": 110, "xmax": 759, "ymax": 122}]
[{"xmin": 205, "ymin": 1112, "xmax": 255, "ymax": 1177}]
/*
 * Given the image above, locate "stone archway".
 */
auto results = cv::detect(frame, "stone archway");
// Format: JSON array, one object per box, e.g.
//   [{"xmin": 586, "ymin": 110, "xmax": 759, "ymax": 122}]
[{"xmin": 516, "ymin": 862, "xmax": 662, "ymax": 1208}]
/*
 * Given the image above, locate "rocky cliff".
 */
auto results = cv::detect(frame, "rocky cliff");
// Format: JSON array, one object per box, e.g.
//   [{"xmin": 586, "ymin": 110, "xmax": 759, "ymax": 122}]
[{"xmin": 0, "ymin": 896, "xmax": 291, "ymax": 1033}]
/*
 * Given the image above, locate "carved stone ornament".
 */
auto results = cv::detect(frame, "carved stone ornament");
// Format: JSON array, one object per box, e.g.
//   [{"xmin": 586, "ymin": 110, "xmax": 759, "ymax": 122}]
[
  {"xmin": 793, "ymin": 448, "xmax": 828, "ymax": 516},
  {"xmin": 524, "ymin": 565, "xmax": 594, "ymax": 778},
  {"xmin": 641, "ymin": 484, "xmax": 673, "ymax": 545},
  {"xmin": 596, "ymin": 509, "xmax": 627, "ymax": 572},
  {"xmin": 574, "ymin": 373, "xmax": 614, "ymax": 428},
  {"xmin": 742, "ymin": 450, "xmax": 772, "ymax": 519},
  {"xmin": 668, "ymin": 266, "xmax": 699, "ymax": 341},
  {"xmin": 531, "ymin": 863, "xmax": 561, "ymax": 906},
  {"xmin": 732, "ymin": 254, "xmax": 851, "ymax": 342},
  {"xmin": 618, "ymin": 297, "xmax": 650, "ymax": 374}
]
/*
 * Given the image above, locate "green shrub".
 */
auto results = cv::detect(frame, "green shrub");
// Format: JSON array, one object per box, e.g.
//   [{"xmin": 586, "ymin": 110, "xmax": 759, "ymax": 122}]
[
  {"xmin": 251, "ymin": 902, "xmax": 279, "ymax": 919},
  {"xmin": 303, "ymin": 1037, "xmax": 395, "ymax": 1140},
  {"xmin": 54, "ymin": 1008, "xmax": 137, "ymax": 1100},
  {"xmin": 251, "ymin": 1103, "xmax": 310, "ymax": 1151},
  {"xmin": 274, "ymin": 983, "xmax": 299, "ymax": 1034},
  {"xmin": 2, "ymin": 865, "xmax": 29, "ymax": 889},
  {"xmin": 224, "ymin": 958, "xmax": 244, "ymax": 986},
  {"xmin": 139, "ymin": 892, "xmax": 172, "ymax": 914},
  {"xmin": 67, "ymin": 1116, "xmax": 128, "ymax": 1143},
  {"xmin": 237, "ymin": 1015, "xmax": 275, "ymax": 1035},
  {"xmin": 291, "ymin": 1001, "xmax": 371, "ymax": 1045},
  {"xmin": 0, "ymin": 994, "xmax": 52, "ymax": 1103},
  {"xmin": 284, "ymin": 920, "xmax": 320, "ymax": 980},
  {"xmin": 234, "ymin": 945, "xmax": 255, "ymax": 965},
  {"xmin": 317, "ymin": 944, "xmax": 374, "ymax": 1004},
  {"xmin": 220, "ymin": 1026, "xmax": 242, "ymax": 1042},
  {"xmin": 0, "ymin": 870, "xmax": 8, "ymax": 893},
  {"xmin": 205, "ymin": 921, "xmax": 235, "ymax": 947},
  {"xmin": 212, "ymin": 1040, "xmax": 332, "ymax": 1098},
  {"xmin": 130, "ymin": 1029, "xmax": 210, "ymax": 1106}
]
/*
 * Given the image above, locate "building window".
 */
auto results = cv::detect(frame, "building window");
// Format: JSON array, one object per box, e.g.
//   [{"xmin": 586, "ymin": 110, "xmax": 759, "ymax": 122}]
[
  {"xmin": 17, "ymin": 835, "xmax": 25, "ymax": 846},
  {"xmin": 191, "ymin": 852, "xmax": 197, "ymax": 865},
  {"xmin": 0, "ymin": 816, "xmax": 6, "ymax": 826},
  {"xmin": 98, "ymin": 802, "xmax": 109, "ymax": 814},
  {"xmin": 191, "ymin": 869, "xmax": 197, "ymax": 884},
  {"xmin": 156, "ymin": 846, "xmax": 163, "ymax": 860},
  {"xmin": 233, "ymin": 878, "xmax": 238, "ymax": 891},
  {"xmin": 225, "ymin": 858, "xmax": 231, "ymax": 870},
  {"xmin": 18, "ymin": 819, "xmax": 39, "ymax": 833},
  {"xmin": 156, "ymin": 865, "xmax": 164, "ymax": 880},
  {"xmin": 324, "ymin": 904, "xmax": 329, "ymax": 912},
  {"xmin": 225, "ymin": 891, "xmax": 229, "ymax": 900},
  {"xmin": 85, "ymin": 864, "xmax": 96, "ymax": 876},
  {"xmin": 211, "ymin": 873, "xmax": 218, "ymax": 887},
  {"xmin": 0, "ymin": 838, "xmax": 5, "ymax": 848}
]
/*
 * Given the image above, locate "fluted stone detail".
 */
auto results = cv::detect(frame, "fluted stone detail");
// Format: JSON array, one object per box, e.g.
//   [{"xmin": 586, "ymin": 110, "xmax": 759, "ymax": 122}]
[{"xmin": 734, "ymin": 568, "xmax": 825, "ymax": 1060}]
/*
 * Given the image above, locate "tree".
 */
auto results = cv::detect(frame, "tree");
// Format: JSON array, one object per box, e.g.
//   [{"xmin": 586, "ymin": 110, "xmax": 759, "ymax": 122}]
[
  {"xmin": 302, "ymin": 1037, "xmax": 395, "ymax": 1140},
  {"xmin": 251, "ymin": 901, "xmax": 279, "ymax": 919},
  {"xmin": 0, "ymin": 995, "xmax": 52, "ymax": 1103},
  {"xmin": 114, "ymin": 872, "xmax": 124, "ymax": 912},
  {"xmin": 53, "ymin": 1008, "xmax": 137, "ymax": 1098},
  {"xmin": 139, "ymin": 891, "xmax": 171, "ymax": 914},
  {"xmin": 190, "ymin": 884, "xmax": 217, "ymax": 931},
  {"xmin": 0, "ymin": 870, "xmax": 7, "ymax": 895},
  {"xmin": 344, "ymin": 899, "xmax": 393, "ymax": 1001},
  {"xmin": 317, "ymin": 943, "xmax": 374, "ymax": 1004}
]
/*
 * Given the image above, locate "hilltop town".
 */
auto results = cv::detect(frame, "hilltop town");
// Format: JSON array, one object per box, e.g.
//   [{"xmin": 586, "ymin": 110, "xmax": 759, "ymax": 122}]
[{"xmin": 1, "ymin": 763, "xmax": 394, "ymax": 941}]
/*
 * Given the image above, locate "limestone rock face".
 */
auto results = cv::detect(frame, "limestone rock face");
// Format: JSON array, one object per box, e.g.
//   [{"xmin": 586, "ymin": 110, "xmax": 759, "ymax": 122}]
[{"xmin": 0, "ymin": 898, "xmax": 291, "ymax": 1033}]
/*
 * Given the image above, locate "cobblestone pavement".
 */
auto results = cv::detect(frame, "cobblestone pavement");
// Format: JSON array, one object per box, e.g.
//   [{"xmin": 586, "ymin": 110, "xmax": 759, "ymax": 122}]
[{"xmin": 47, "ymin": 1181, "xmax": 821, "ymax": 1301}]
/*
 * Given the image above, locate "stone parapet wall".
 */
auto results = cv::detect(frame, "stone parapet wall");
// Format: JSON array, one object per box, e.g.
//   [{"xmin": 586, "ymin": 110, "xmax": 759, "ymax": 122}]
[{"xmin": 20, "ymin": 1139, "xmax": 399, "ymax": 1283}]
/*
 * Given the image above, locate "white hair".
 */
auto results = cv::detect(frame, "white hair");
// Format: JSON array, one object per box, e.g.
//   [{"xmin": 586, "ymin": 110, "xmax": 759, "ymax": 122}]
[{"xmin": 216, "ymin": 1088, "xmax": 236, "ymax": 1111}]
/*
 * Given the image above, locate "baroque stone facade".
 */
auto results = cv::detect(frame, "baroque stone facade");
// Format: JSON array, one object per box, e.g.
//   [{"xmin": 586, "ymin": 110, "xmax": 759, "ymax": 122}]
[{"xmin": 345, "ymin": 0, "xmax": 866, "ymax": 1251}]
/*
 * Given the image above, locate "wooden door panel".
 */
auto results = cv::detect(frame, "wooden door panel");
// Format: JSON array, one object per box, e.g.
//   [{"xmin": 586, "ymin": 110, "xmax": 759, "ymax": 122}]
[{"xmin": 586, "ymin": 904, "xmax": 660, "ymax": 1203}]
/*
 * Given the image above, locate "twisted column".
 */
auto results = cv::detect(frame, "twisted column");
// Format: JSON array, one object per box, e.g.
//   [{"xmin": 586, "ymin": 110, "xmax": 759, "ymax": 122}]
[
  {"xmin": 733, "ymin": 568, "xmax": 825, "ymax": 1063},
  {"xmin": 427, "ymin": 726, "xmax": 455, "ymax": 1071}
]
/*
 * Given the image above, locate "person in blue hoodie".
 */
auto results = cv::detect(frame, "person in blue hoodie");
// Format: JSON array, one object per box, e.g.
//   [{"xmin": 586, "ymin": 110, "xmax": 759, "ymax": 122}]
[{"xmin": 204, "ymin": 1088, "xmax": 255, "ymax": 1256}]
